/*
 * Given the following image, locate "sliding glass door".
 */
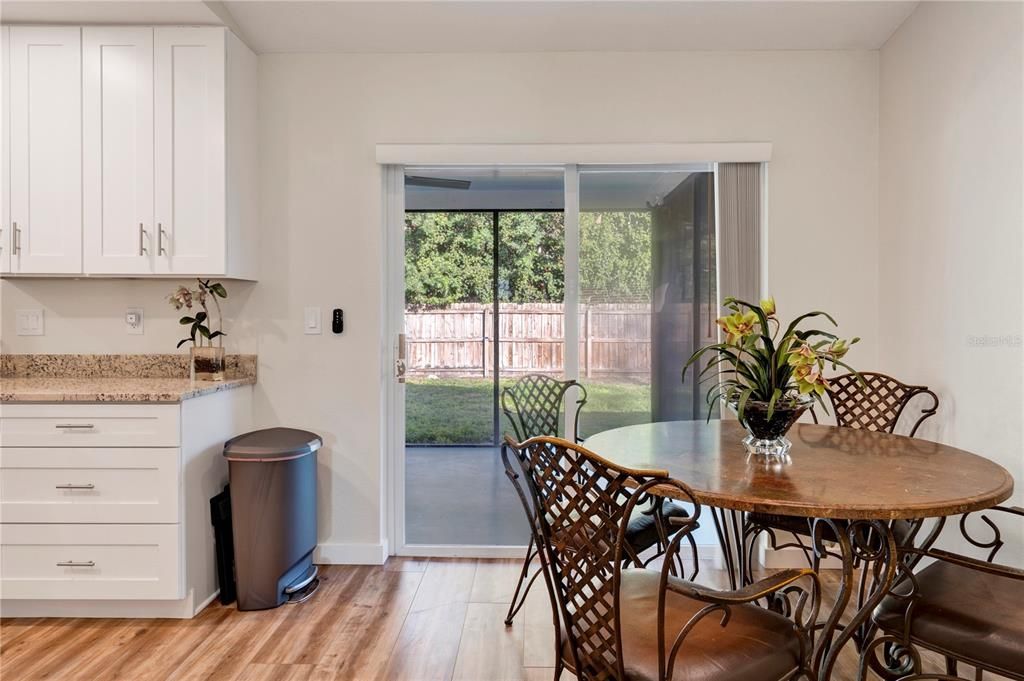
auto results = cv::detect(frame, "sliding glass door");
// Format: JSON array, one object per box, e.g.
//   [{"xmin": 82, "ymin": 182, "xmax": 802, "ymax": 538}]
[
  {"xmin": 395, "ymin": 163, "xmax": 716, "ymax": 551},
  {"xmin": 576, "ymin": 165, "xmax": 718, "ymax": 438},
  {"xmin": 402, "ymin": 168, "xmax": 565, "ymax": 547}
]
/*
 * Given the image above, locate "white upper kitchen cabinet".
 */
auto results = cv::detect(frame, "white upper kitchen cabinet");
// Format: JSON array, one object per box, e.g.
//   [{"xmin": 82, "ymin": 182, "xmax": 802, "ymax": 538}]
[
  {"xmin": 8, "ymin": 27, "xmax": 83, "ymax": 274},
  {"xmin": 3, "ymin": 25, "xmax": 257, "ymax": 280},
  {"xmin": 1, "ymin": 27, "xmax": 10, "ymax": 274},
  {"xmin": 153, "ymin": 27, "xmax": 257, "ymax": 279},
  {"xmin": 154, "ymin": 27, "xmax": 225, "ymax": 276},
  {"xmin": 83, "ymin": 27, "xmax": 155, "ymax": 275}
]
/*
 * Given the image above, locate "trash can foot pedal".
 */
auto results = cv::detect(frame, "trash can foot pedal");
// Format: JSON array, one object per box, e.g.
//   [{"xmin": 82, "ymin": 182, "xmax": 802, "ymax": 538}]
[
  {"xmin": 285, "ymin": 577, "xmax": 320, "ymax": 604},
  {"xmin": 284, "ymin": 565, "xmax": 318, "ymax": 594}
]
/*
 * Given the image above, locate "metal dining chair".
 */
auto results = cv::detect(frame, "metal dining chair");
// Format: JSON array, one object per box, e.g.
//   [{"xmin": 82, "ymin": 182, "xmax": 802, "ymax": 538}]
[
  {"xmin": 744, "ymin": 372, "xmax": 940, "ymax": 575},
  {"xmin": 865, "ymin": 505, "xmax": 1024, "ymax": 680},
  {"xmin": 506, "ymin": 435, "xmax": 821, "ymax": 681},
  {"xmin": 499, "ymin": 373, "xmax": 696, "ymax": 626}
]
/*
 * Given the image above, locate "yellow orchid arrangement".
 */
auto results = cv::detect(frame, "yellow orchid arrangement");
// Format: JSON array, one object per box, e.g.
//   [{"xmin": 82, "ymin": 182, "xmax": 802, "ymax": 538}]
[{"xmin": 683, "ymin": 296, "xmax": 860, "ymax": 422}]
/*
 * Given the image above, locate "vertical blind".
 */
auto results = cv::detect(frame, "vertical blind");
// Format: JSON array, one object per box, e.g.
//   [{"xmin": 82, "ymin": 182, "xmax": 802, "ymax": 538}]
[{"xmin": 716, "ymin": 162, "xmax": 762, "ymax": 304}]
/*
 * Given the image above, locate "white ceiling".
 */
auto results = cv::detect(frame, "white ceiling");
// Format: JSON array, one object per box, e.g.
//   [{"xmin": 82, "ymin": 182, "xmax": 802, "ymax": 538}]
[
  {"xmin": 0, "ymin": 1, "xmax": 224, "ymax": 25},
  {"xmin": 0, "ymin": 1, "xmax": 919, "ymax": 54}
]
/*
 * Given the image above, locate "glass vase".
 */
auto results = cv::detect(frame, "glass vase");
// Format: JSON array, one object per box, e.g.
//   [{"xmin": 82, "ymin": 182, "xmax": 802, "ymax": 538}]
[
  {"xmin": 191, "ymin": 346, "xmax": 226, "ymax": 382},
  {"xmin": 728, "ymin": 394, "xmax": 813, "ymax": 464}
]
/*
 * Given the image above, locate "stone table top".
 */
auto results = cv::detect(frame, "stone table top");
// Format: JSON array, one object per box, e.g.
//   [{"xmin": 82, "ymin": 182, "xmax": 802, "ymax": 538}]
[{"xmin": 583, "ymin": 420, "xmax": 1014, "ymax": 520}]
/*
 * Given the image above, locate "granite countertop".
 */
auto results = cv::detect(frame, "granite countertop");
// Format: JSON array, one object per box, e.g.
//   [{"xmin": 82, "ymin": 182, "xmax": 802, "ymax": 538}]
[{"xmin": 0, "ymin": 354, "xmax": 257, "ymax": 403}]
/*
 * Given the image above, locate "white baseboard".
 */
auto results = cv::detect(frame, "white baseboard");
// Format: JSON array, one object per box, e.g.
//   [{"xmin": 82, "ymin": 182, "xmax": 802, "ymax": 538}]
[
  {"xmin": 0, "ymin": 589, "xmax": 200, "ymax": 619},
  {"xmin": 397, "ymin": 544, "xmax": 529, "ymax": 559},
  {"xmin": 761, "ymin": 543, "xmax": 843, "ymax": 569},
  {"xmin": 393, "ymin": 543, "xmax": 726, "ymax": 562},
  {"xmin": 315, "ymin": 541, "xmax": 389, "ymax": 565},
  {"xmin": 193, "ymin": 589, "xmax": 222, "ymax": 616}
]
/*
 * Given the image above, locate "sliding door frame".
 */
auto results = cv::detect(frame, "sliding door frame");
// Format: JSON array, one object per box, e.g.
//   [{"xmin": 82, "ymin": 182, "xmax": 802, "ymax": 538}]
[{"xmin": 381, "ymin": 143, "xmax": 772, "ymax": 559}]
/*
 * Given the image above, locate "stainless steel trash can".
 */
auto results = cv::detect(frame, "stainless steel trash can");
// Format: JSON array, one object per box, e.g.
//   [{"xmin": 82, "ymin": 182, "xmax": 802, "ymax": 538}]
[{"xmin": 224, "ymin": 427, "xmax": 321, "ymax": 611}]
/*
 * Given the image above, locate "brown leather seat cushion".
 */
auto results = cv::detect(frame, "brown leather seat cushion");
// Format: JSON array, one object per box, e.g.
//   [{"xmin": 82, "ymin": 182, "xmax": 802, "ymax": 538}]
[
  {"xmin": 873, "ymin": 560, "xmax": 1024, "ymax": 676},
  {"xmin": 602, "ymin": 570, "xmax": 802, "ymax": 681}
]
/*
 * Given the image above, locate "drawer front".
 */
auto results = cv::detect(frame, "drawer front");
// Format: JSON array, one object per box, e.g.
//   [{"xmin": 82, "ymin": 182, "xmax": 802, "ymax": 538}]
[
  {"xmin": 0, "ymin": 523, "xmax": 182, "ymax": 600},
  {"xmin": 0, "ymin": 448, "xmax": 180, "ymax": 523},
  {"xmin": 0, "ymin": 404, "xmax": 180, "ymax": 447}
]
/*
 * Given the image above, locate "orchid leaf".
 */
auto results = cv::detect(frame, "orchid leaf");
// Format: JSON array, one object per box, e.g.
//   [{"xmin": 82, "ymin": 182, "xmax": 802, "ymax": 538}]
[{"xmin": 767, "ymin": 388, "xmax": 781, "ymax": 420}]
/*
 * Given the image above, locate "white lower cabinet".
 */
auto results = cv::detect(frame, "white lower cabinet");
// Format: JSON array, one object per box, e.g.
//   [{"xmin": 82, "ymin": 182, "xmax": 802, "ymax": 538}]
[
  {"xmin": 0, "ymin": 388, "xmax": 251, "ymax": 618},
  {"xmin": 0, "ymin": 524, "xmax": 182, "ymax": 600},
  {"xmin": 0, "ymin": 447, "xmax": 179, "ymax": 524}
]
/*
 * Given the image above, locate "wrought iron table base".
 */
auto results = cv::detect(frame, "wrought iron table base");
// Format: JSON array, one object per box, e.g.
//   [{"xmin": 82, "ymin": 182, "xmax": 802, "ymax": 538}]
[{"xmin": 710, "ymin": 509, "xmax": 911, "ymax": 681}]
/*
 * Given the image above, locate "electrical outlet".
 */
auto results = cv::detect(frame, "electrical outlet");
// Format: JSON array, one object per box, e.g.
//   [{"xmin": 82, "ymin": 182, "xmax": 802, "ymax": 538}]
[
  {"xmin": 126, "ymin": 308, "xmax": 144, "ymax": 335},
  {"xmin": 16, "ymin": 309, "xmax": 44, "ymax": 336}
]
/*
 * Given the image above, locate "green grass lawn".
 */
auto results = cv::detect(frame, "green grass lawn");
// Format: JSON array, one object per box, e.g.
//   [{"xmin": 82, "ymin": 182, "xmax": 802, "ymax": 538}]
[{"xmin": 405, "ymin": 377, "xmax": 652, "ymax": 444}]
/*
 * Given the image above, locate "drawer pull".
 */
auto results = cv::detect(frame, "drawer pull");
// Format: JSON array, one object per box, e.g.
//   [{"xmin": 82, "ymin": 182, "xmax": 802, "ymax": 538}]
[
  {"xmin": 56, "ymin": 560, "xmax": 95, "ymax": 568},
  {"xmin": 55, "ymin": 424, "xmax": 95, "ymax": 430},
  {"xmin": 55, "ymin": 483, "xmax": 95, "ymax": 490}
]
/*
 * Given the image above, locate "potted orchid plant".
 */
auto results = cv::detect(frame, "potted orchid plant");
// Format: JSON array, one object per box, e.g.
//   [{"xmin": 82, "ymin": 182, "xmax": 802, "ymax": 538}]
[
  {"xmin": 683, "ymin": 296, "xmax": 860, "ymax": 460},
  {"xmin": 168, "ymin": 279, "xmax": 228, "ymax": 381}
]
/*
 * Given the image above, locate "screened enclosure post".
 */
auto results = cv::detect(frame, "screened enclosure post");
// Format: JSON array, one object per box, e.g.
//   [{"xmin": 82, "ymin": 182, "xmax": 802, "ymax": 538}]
[
  {"xmin": 492, "ymin": 210, "xmax": 501, "ymax": 445},
  {"xmin": 563, "ymin": 164, "xmax": 581, "ymax": 442}
]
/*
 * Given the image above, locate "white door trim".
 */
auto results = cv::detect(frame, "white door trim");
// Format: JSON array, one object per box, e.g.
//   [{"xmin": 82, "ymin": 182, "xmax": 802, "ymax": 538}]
[
  {"xmin": 563, "ymin": 164, "xmax": 581, "ymax": 442},
  {"xmin": 376, "ymin": 142, "xmax": 772, "ymax": 165},
  {"xmin": 381, "ymin": 164, "xmax": 406, "ymax": 557}
]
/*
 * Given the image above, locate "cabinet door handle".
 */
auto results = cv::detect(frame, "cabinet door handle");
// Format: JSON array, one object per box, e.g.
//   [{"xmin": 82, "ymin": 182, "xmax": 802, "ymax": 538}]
[
  {"xmin": 13, "ymin": 222, "xmax": 20, "ymax": 255},
  {"xmin": 55, "ymin": 483, "xmax": 95, "ymax": 490},
  {"xmin": 139, "ymin": 223, "xmax": 149, "ymax": 256},
  {"xmin": 158, "ymin": 223, "xmax": 168, "ymax": 255},
  {"xmin": 55, "ymin": 423, "xmax": 95, "ymax": 430},
  {"xmin": 56, "ymin": 561, "xmax": 95, "ymax": 567}
]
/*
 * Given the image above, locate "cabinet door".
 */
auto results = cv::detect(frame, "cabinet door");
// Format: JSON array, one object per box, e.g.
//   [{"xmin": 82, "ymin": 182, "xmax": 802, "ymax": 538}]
[
  {"xmin": 154, "ymin": 27, "xmax": 225, "ymax": 275},
  {"xmin": 1, "ymin": 27, "xmax": 10, "ymax": 274},
  {"xmin": 83, "ymin": 27, "xmax": 154, "ymax": 274},
  {"xmin": 9, "ymin": 27, "xmax": 82, "ymax": 274}
]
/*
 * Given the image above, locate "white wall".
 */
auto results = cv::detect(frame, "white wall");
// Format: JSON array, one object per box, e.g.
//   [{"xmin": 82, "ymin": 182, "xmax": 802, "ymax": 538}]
[
  {"xmin": 879, "ymin": 2, "xmax": 1023, "ymax": 557},
  {"xmin": 0, "ymin": 49, "xmax": 882, "ymax": 559},
  {"xmin": 255, "ymin": 50, "xmax": 880, "ymax": 557},
  {"xmin": 0, "ymin": 279, "xmax": 259, "ymax": 354}
]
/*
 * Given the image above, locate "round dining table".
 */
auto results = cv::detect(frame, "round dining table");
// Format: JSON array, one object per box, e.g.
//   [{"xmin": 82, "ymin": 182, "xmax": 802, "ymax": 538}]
[{"xmin": 584, "ymin": 419, "xmax": 1014, "ymax": 680}]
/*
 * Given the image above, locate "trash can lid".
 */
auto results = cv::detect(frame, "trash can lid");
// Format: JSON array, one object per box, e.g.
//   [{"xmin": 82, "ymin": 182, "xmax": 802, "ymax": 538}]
[{"xmin": 223, "ymin": 427, "xmax": 322, "ymax": 462}]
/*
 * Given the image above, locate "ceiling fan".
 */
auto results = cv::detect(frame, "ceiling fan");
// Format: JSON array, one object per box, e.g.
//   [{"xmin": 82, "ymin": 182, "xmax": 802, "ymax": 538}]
[{"xmin": 405, "ymin": 175, "xmax": 471, "ymax": 190}]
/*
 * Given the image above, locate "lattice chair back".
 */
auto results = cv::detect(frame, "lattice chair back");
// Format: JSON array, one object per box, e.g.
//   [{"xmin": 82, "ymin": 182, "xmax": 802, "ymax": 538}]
[
  {"xmin": 824, "ymin": 372, "xmax": 938, "ymax": 437},
  {"xmin": 501, "ymin": 373, "xmax": 588, "ymax": 442},
  {"xmin": 507, "ymin": 436, "xmax": 700, "ymax": 681}
]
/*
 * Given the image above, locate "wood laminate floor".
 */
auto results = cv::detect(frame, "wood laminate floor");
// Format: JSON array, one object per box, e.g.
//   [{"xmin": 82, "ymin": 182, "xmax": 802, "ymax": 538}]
[{"xmin": 0, "ymin": 558, "xmax": 1003, "ymax": 681}]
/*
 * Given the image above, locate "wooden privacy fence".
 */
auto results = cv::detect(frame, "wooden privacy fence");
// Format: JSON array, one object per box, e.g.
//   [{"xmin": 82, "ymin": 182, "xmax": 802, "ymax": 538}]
[{"xmin": 405, "ymin": 303, "xmax": 658, "ymax": 378}]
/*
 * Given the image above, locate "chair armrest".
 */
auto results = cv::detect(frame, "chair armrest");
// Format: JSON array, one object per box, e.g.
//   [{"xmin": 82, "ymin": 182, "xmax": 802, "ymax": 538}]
[
  {"xmin": 901, "ymin": 546, "xmax": 1024, "ymax": 580},
  {"xmin": 666, "ymin": 568, "xmax": 817, "ymax": 605}
]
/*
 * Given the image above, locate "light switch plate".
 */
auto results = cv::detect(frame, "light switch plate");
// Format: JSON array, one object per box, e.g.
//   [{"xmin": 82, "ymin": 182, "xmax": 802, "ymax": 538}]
[
  {"xmin": 126, "ymin": 308, "xmax": 144, "ymax": 335},
  {"xmin": 304, "ymin": 306, "xmax": 322, "ymax": 335},
  {"xmin": 16, "ymin": 309, "xmax": 44, "ymax": 336}
]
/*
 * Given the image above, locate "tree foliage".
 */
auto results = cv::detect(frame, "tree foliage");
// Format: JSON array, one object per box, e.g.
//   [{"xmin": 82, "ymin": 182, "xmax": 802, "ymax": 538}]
[{"xmin": 404, "ymin": 211, "xmax": 653, "ymax": 307}]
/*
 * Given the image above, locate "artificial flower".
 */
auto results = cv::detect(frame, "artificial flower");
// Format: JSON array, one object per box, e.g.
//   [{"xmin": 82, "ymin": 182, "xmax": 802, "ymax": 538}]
[{"xmin": 717, "ymin": 310, "xmax": 758, "ymax": 345}]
